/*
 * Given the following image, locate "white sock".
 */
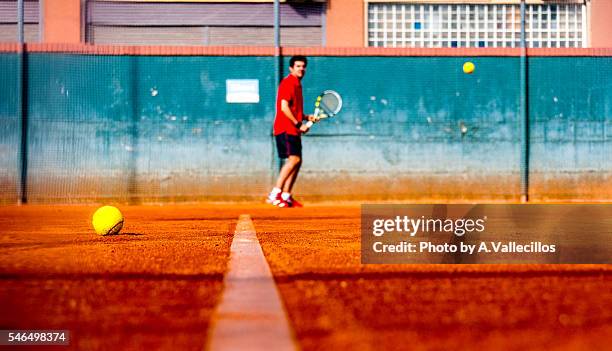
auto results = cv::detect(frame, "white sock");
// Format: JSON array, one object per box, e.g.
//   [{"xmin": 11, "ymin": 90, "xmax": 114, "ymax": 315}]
[
  {"xmin": 281, "ymin": 192, "xmax": 291, "ymax": 201},
  {"xmin": 270, "ymin": 187, "xmax": 281, "ymax": 195}
]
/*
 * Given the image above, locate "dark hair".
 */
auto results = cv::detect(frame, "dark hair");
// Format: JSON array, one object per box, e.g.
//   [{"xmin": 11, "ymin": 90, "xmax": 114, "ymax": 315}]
[{"xmin": 289, "ymin": 55, "xmax": 308, "ymax": 68}]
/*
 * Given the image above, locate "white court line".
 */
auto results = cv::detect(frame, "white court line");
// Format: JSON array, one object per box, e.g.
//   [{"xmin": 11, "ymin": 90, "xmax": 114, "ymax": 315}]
[{"xmin": 206, "ymin": 214, "xmax": 299, "ymax": 351}]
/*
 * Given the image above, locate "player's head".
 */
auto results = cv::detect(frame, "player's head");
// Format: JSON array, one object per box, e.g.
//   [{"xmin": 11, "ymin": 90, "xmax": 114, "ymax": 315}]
[{"xmin": 289, "ymin": 55, "xmax": 307, "ymax": 80}]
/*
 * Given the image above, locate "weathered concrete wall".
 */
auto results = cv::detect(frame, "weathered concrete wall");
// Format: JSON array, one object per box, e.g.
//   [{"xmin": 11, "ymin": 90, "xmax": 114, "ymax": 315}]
[
  {"xmin": 528, "ymin": 57, "xmax": 612, "ymax": 201},
  {"xmin": 0, "ymin": 54, "xmax": 19, "ymax": 203},
  {"xmin": 0, "ymin": 53, "xmax": 610, "ymax": 203}
]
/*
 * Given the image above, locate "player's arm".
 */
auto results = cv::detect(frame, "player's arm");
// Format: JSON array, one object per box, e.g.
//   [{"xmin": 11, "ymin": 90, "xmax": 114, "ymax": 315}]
[
  {"xmin": 280, "ymin": 99, "xmax": 298, "ymax": 125},
  {"xmin": 281, "ymin": 99, "xmax": 310, "ymax": 133}
]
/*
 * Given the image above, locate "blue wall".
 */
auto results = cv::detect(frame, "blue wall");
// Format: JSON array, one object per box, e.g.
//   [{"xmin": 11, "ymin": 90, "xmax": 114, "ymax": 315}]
[
  {"xmin": 528, "ymin": 57, "xmax": 612, "ymax": 200},
  {"xmin": 0, "ymin": 54, "xmax": 19, "ymax": 202},
  {"xmin": 0, "ymin": 53, "xmax": 610, "ymax": 203}
]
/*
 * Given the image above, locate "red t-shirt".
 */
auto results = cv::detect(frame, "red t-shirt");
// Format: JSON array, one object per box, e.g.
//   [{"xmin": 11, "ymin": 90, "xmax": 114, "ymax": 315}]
[{"xmin": 274, "ymin": 74, "xmax": 304, "ymax": 136}]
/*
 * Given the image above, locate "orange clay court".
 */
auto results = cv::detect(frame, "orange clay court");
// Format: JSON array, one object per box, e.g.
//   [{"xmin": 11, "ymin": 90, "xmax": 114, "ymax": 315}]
[{"xmin": 0, "ymin": 204, "xmax": 610, "ymax": 350}]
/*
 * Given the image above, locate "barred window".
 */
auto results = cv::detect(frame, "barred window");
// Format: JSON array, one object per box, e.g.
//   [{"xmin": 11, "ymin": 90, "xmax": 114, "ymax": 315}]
[{"xmin": 367, "ymin": 3, "xmax": 587, "ymax": 48}]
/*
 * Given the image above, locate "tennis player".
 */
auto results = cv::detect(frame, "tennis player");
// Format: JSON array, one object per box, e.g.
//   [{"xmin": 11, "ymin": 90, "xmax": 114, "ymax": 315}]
[{"xmin": 267, "ymin": 55, "xmax": 315, "ymax": 208}]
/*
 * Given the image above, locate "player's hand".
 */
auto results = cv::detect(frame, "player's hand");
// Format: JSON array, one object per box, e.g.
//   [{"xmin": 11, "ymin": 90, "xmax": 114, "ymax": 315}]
[
  {"xmin": 307, "ymin": 114, "xmax": 324, "ymax": 123},
  {"xmin": 299, "ymin": 124, "xmax": 310, "ymax": 134}
]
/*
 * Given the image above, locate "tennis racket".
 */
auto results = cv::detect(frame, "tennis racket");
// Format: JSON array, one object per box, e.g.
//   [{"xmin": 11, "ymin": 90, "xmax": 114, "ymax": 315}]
[{"xmin": 305, "ymin": 90, "xmax": 343, "ymax": 128}]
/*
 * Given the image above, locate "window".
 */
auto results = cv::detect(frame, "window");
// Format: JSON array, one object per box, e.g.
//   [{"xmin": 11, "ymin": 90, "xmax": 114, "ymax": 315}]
[
  {"xmin": 86, "ymin": 1, "xmax": 324, "ymax": 46},
  {"xmin": 367, "ymin": 3, "xmax": 587, "ymax": 48},
  {"xmin": 0, "ymin": 0, "xmax": 40, "ymax": 43}
]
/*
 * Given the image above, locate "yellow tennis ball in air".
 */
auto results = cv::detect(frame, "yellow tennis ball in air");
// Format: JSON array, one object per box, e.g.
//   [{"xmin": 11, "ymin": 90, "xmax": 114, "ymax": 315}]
[
  {"xmin": 92, "ymin": 206, "xmax": 124, "ymax": 236},
  {"xmin": 463, "ymin": 61, "xmax": 475, "ymax": 74}
]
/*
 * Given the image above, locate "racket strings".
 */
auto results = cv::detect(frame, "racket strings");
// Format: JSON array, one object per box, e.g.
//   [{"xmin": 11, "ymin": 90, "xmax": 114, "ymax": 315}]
[
  {"xmin": 320, "ymin": 102, "xmax": 335, "ymax": 115},
  {"xmin": 320, "ymin": 94, "xmax": 341, "ymax": 115}
]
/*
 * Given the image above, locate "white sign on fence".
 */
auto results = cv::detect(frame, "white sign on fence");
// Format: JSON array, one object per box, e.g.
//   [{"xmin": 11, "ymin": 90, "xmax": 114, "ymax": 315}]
[{"xmin": 226, "ymin": 79, "xmax": 260, "ymax": 103}]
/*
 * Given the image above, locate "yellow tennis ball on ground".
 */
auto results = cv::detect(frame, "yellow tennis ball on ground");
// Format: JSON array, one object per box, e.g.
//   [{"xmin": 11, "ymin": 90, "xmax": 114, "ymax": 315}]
[
  {"xmin": 463, "ymin": 61, "xmax": 475, "ymax": 74},
  {"xmin": 92, "ymin": 206, "xmax": 124, "ymax": 236}
]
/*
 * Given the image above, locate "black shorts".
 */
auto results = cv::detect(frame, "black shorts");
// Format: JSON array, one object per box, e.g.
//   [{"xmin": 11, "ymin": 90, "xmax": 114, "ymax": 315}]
[{"xmin": 275, "ymin": 133, "xmax": 302, "ymax": 159}]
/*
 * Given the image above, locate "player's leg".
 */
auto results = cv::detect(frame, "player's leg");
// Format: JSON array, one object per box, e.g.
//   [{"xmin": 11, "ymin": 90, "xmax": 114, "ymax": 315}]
[
  {"xmin": 283, "ymin": 157, "xmax": 301, "ymax": 194},
  {"xmin": 279, "ymin": 135, "xmax": 303, "ymax": 207},
  {"xmin": 275, "ymin": 155, "xmax": 300, "ymax": 190},
  {"xmin": 267, "ymin": 133, "xmax": 299, "ymax": 205},
  {"xmin": 279, "ymin": 157, "xmax": 303, "ymax": 207},
  {"xmin": 267, "ymin": 156, "xmax": 299, "ymax": 206}
]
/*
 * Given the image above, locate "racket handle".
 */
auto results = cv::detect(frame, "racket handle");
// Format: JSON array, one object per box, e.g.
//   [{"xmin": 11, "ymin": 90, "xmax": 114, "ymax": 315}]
[{"xmin": 307, "ymin": 107, "xmax": 319, "ymax": 129}]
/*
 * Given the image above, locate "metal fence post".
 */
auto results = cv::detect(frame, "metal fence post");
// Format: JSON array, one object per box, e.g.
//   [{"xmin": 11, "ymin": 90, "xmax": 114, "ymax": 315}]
[
  {"xmin": 520, "ymin": 0, "xmax": 530, "ymax": 202},
  {"xmin": 18, "ymin": 0, "xmax": 29, "ymax": 204}
]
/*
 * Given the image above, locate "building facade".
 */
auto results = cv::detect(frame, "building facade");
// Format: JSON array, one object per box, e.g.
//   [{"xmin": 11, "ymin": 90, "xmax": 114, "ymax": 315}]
[
  {"xmin": 1, "ymin": 0, "xmax": 611, "ymax": 47},
  {"xmin": 329, "ymin": 0, "xmax": 612, "ymax": 48}
]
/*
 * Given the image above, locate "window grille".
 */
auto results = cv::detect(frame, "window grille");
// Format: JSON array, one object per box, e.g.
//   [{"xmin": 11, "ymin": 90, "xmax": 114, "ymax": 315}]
[{"xmin": 367, "ymin": 3, "xmax": 587, "ymax": 48}]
